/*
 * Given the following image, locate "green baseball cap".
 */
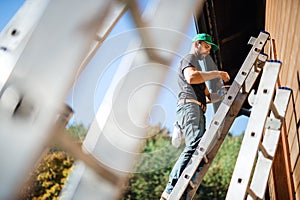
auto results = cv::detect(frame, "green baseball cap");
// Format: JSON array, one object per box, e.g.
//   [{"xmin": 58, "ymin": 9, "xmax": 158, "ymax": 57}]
[{"xmin": 192, "ymin": 33, "xmax": 218, "ymax": 51}]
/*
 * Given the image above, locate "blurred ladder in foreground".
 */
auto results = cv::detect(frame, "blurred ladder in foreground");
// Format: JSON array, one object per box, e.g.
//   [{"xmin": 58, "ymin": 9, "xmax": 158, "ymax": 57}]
[
  {"xmin": 169, "ymin": 31, "xmax": 270, "ymax": 200},
  {"xmin": 0, "ymin": 0, "xmax": 205, "ymax": 199},
  {"xmin": 0, "ymin": 1, "xmax": 127, "ymax": 199},
  {"xmin": 63, "ymin": 0, "xmax": 205, "ymax": 199}
]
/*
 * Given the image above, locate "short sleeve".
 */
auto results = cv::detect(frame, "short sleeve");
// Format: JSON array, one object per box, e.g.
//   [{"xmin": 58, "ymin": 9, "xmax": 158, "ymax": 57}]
[{"xmin": 180, "ymin": 54, "xmax": 199, "ymax": 75}]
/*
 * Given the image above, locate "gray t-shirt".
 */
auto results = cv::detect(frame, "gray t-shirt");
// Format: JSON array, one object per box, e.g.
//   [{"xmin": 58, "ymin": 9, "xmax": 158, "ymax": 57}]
[{"xmin": 178, "ymin": 54, "xmax": 206, "ymax": 107}]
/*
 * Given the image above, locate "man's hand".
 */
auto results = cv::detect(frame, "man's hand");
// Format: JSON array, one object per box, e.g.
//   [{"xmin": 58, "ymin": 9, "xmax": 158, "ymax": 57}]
[{"xmin": 219, "ymin": 71, "xmax": 230, "ymax": 82}]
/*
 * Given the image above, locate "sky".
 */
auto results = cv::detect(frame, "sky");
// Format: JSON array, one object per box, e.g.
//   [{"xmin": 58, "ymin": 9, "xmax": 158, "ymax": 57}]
[{"xmin": 0, "ymin": 0, "xmax": 248, "ymax": 136}]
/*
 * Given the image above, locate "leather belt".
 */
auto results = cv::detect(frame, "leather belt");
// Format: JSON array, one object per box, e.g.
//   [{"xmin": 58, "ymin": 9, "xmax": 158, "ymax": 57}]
[{"xmin": 178, "ymin": 98, "xmax": 206, "ymax": 113}]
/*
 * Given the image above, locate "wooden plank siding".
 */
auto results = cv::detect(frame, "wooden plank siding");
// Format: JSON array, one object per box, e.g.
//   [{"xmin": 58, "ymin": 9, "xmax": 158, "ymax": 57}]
[{"xmin": 266, "ymin": 0, "xmax": 300, "ymax": 199}]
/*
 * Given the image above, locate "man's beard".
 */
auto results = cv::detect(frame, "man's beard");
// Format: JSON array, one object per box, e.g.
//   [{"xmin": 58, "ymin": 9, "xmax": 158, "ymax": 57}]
[{"xmin": 197, "ymin": 52, "xmax": 208, "ymax": 60}]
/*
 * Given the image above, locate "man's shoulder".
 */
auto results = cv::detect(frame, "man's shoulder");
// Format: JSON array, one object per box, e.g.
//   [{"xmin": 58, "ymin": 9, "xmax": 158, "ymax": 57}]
[
  {"xmin": 183, "ymin": 53, "xmax": 196, "ymax": 60},
  {"xmin": 181, "ymin": 54, "xmax": 197, "ymax": 64},
  {"xmin": 181, "ymin": 54, "xmax": 198, "ymax": 67}
]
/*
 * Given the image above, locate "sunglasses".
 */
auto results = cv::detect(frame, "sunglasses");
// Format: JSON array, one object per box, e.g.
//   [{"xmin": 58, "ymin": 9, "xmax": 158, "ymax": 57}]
[{"xmin": 200, "ymin": 41, "xmax": 212, "ymax": 50}]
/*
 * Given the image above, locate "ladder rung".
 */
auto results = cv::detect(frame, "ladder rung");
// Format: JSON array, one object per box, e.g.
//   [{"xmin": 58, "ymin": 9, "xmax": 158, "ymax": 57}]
[
  {"xmin": 265, "ymin": 117, "xmax": 281, "ymax": 130},
  {"xmin": 248, "ymin": 36, "xmax": 257, "ymax": 45},
  {"xmin": 270, "ymin": 101, "xmax": 284, "ymax": 120},
  {"xmin": 259, "ymin": 142, "xmax": 274, "ymax": 160},
  {"xmin": 247, "ymin": 187, "xmax": 261, "ymax": 200},
  {"xmin": 254, "ymin": 53, "xmax": 268, "ymax": 72},
  {"xmin": 203, "ymin": 154, "xmax": 209, "ymax": 163}
]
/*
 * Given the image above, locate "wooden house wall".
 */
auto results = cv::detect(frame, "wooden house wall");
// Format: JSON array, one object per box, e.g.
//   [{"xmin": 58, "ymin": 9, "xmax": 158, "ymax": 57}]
[{"xmin": 265, "ymin": 0, "xmax": 300, "ymax": 199}]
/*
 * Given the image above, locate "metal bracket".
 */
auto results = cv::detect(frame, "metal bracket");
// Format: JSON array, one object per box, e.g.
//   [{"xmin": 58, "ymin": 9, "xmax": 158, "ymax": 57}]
[{"xmin": 265, "ymin": 117, "xmax": 282, "ymax": 130}]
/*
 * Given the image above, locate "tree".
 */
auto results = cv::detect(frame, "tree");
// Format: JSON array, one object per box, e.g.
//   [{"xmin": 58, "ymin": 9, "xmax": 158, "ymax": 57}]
[
  {"xmin": 18, "ymin": 151, "xmax": 74, "ymax": 200},
  {"xmin": 17, "ymin": 123, "xmax": 242, "ymax": 199},
  {"xmin": 123, "ymin": 126, "xmax": 243, "ymax": 199},
  {"xmin": 123, "ymin": 125, "xmax": 180, "ymax": 199},
  {"xmin": 195, "ymin": 134, "xmax": 242, "ymax": 199},
  {"xmin": 65, "ymin": 123, "xmax": 87, "ymax": 142},
  {"xmin": 18, "ymin": 124, "xmax": 87, "ymax": 200}
]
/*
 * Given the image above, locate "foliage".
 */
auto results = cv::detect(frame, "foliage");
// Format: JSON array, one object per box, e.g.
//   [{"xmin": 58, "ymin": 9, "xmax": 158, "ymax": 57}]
[
  {"xmin": 65, "ymin": 123, "xmax": 87, "ymax": 142},
  {"xmin": 17, "ymin": 123, "xmax": 242, "ymax": 199},
  {"xmin": 123, "ymin": 125, "xmax": 181, "ymax": 199},
  {"xmin": 195, "ymin": 134, "xmax": 242, "ymax": 199},
  {"xmin": 19, "ymin": 151, "xmax": 74, "ymax": 200},
  {"xmin": 18, "ymin": 124, "xmax": 86, "ymax": 200},
  {"xmin": 123, "ymin": 126, "xmax": 243, "ymax": 200}
]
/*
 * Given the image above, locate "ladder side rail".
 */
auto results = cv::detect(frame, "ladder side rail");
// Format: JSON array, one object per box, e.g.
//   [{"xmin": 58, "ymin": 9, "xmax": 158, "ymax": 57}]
[
  {"xmin": 1, "ymin": 1, "xmax": 127, "ymax": 199},
  {"xmin": 246, "ymin": 88, "xmax": 292, "ymax": 199},
  {"xmin": 65, "ymin": 40, "xmax": 142, "ymax": 200},
  {"xmin": 0, "ymin": 0, "xmax": 51, "ymax": 91},
  {"xmin": 75, "ymin": 1, "xmax": 127, "ymax": 77},
  {"xmin": 126, "ymin": 0, "xmax": 205, "ymax": 64},
  {"xmin": 225, "ymin": 60, "xmax": 282, "ymax": 199},
  {"xmin": 0, "ymin": 1, "xmax": 113, "ymax": 199},
  {"xmin": 186, "ymin": 64, "xmax": 263, "ymax": 199},
  {"xmin": 168, "ymin": 31, "xmax": 270, "ymax": 200}
]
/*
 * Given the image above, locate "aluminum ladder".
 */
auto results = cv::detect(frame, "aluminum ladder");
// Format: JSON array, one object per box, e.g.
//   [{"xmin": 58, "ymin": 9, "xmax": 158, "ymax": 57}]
[
  {"xmin": 168, "ymin": 31, "xmax": 270, "ymax": 200},
  {"xmin": 226, "ymin": 60, "xmax": 291, "ymax": 199}
]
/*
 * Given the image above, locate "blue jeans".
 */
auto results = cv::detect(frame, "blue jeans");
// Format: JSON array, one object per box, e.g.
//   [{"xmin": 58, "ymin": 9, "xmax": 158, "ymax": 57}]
[{"xmin": 165, "ymin": 102, "xmax": 206, "ymax": 194}]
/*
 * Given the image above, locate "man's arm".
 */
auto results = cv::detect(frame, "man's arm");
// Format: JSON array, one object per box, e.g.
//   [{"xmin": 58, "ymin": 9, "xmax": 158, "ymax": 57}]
[{"xmin": 183, "ymin": 66, "xmax": 230, "ymax": 84}]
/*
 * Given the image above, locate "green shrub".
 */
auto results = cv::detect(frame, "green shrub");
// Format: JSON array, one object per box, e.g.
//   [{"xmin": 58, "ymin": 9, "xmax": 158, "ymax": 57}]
[{"xmin": 123, "ymin": 126, "xmax": 242, "ymax": 200}]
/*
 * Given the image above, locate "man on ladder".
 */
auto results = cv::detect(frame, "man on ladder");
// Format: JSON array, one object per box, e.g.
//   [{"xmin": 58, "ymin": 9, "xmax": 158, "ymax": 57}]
[{"xmin": 160, "ymin": 33, "xmax": 230, "ymax": 200}]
